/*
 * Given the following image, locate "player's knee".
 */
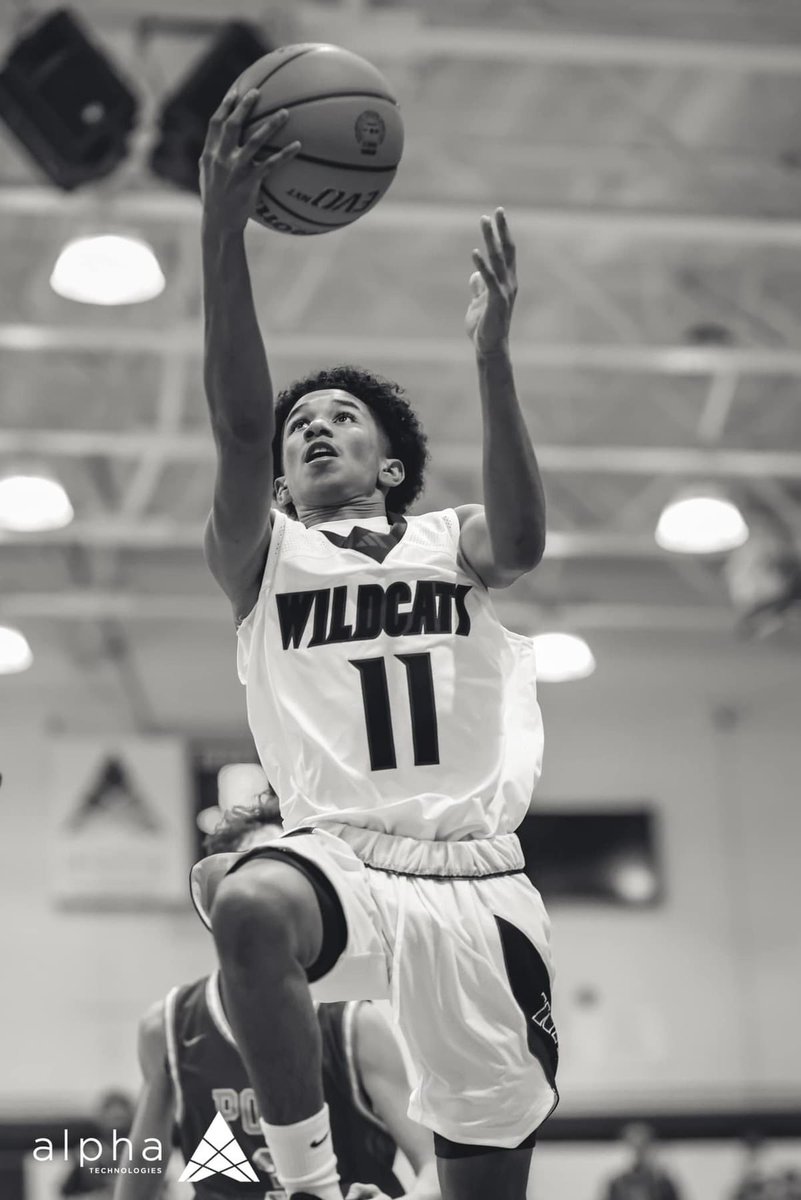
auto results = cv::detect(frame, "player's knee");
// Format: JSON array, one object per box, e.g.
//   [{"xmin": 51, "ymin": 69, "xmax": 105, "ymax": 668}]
[{"xmin": 210, "ymin": 869, "xmax": 298, "ymax": 971}]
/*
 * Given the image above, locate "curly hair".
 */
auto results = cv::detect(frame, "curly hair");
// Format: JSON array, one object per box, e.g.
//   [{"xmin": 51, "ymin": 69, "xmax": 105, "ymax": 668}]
[
  {"xmin": 203, "ymin": 789, "xmax": 282, "ymax": 856},
  {"xmin": 273, "ymin": 364, "xmax": 429, "ymax": 515}
]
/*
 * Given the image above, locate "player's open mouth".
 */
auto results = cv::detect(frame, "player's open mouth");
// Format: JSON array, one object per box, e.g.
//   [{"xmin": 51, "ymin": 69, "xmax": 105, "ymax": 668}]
[{"xmin": 305, "ymin": 442, "xmax": 338, "ymax": 463}]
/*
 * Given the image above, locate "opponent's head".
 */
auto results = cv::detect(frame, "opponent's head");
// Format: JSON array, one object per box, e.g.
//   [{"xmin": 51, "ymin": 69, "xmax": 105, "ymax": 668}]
[
  {"xmin": 621, "ymin": 1122, "xmax": 655, "ymax": 1166},
  {"xmin": 273, "ymin": 365, "xmax": 428, "ymax": 519},
  {"xmin": 203, "ymin": 789, "xmax": 283, "ymax": 855},
  {"xmin": 95, "ymin": 1089, "xmax": 135, "ymax": 1136}
]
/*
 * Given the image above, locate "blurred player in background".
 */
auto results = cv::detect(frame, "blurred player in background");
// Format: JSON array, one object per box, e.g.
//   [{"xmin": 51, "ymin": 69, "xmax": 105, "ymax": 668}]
[
  {"xmin": 195, "ymin": 90, "xmax": 555, "ymax": 1200},
  {"xmin": 61, "ymin": 1091, "xmax": 135, "ymax": 1198},
  {"xmin": 601, "ymin": 1123, "xmax": 683, "ymax": 1200},
  {"xmin": 116, "ymin": 794, "xmax": 438, "ymax": 1200}
]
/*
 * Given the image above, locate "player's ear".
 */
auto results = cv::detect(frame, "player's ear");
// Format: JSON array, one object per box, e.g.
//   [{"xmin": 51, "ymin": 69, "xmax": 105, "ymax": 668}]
[
  {"xmin": 273, "ymin": 475, "xmax": 293, "ymax": 510},
  {"xmin": 378, "ymin": 457, "xmax": 405, "ymax": 491}
]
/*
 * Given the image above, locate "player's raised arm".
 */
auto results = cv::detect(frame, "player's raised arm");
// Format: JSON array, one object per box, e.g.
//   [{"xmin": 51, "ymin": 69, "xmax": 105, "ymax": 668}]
[
  {"xmin": 112, "ymin": 1002, "xmax": 174, "ymax": 1200},
  {"xmin": 200, "ymin": 89, "xmax": 301, "ymax": 622},
  {"xmin": 456, "ymin": 208, "xmax": 546, "ymax": 589}
]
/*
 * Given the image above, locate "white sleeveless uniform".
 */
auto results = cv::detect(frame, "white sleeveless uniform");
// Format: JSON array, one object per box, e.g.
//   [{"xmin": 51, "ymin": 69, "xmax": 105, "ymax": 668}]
[
  {"xmin": 236, "ymin": 507, "xmax": 543, "ymax": 844},
  {"xmin": 193, "ymin": 507, "xmax": 559, "ymax": 1147}
]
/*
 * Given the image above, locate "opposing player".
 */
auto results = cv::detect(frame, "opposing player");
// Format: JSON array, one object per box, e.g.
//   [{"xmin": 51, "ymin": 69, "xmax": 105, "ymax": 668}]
[
  {"xmin": 195, "ymin": 91, "xmax": 556, "ymax": 1200},
  {"xmin": 115, "ymin": 795, "xmax": 438, "ymax": 1200}
]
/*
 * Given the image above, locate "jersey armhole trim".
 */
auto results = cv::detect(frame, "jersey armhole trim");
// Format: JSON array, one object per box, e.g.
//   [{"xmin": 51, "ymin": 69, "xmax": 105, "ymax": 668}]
[
  {"xmin": 163, "ymin": 987, "xmax": 184, "ymax": 1126},
  {"xmin": 448, "ymin": 506, "xmax": 491, "ymax": 591},
  {"xmin": 455, "ymin": 539, "xmax": 491, "ymax": 591},
  {"xmin": 236, "ymin": 509, "xmax": 288, "ymax": 635},
  {"xmin": 343, "ymin": 1000, "xmax": 391, "ymax": 1133},
  {"xmin": 206, "ymin": 970, "xmax": 238, "ymax": 1047}
]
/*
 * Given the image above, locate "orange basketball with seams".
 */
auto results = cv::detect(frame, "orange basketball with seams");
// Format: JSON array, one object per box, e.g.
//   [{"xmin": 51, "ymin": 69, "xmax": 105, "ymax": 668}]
[{"xmin": 232, "ymin": 43, "xmax": 404, "ymax": 235}]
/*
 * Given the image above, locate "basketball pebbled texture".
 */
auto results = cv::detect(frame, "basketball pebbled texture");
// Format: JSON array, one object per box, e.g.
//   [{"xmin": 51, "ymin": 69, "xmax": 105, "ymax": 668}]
[{"xmin": 230, "ymin": 44, "xmax": 404, "ymax": 235}]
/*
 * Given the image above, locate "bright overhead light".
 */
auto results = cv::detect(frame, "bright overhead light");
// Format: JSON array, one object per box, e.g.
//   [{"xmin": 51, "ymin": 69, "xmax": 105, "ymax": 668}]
[
  {"xmin": 607, "ymin": 857, "xmax": 659, "ymax": 904},
  {"xmin": 0, "ymin": 473, "xmax": 74, "ymax": 532},
  {"xmin": 533, "ymin": 632, "xmax": 596, "ymax": 683},
  {"xmin": 656, "ymin": 492, "xmax": 748, "ymax": 554},
  {"xmin": 49, "ymin": 234, "xmax": 166, "ymax": 305},
  {"xmin": 0, "ymin": 625, "xmax": 33, "ymax": 674}
]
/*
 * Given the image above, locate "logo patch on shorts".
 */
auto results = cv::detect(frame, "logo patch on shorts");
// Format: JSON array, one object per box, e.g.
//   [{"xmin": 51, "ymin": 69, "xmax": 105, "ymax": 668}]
[
  {"xmin": 495, "ymin": 916, "xmax": 559, "ymax": 1083},
  {"xmin": 532, "ymin": 992, "xmax": 557, "ymax": 1044}
]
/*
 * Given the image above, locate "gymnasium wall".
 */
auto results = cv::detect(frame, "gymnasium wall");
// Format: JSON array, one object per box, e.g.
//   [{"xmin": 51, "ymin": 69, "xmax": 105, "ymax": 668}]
[
  {"xmin": 538, "ymin": 635, "xmax": 801, "ymax": 1114},
  {"xmin": 1, "ymin": 633, "xmax": 800, "ymax": 1118}
]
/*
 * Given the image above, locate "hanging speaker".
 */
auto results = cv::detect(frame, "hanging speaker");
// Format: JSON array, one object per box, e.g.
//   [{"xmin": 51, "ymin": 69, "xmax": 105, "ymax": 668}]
[
  {"xmin": 150, "ymin": 22, "xmax": 272, "ymax": 194},
  {"xmin": 0, "ymin": 8, "xmax": 138, "ymax": 191}
]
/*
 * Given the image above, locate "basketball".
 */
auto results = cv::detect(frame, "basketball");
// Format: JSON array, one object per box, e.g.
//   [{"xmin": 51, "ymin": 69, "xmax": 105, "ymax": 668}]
[{"xmin": 231, "ymin": 43, "xmax": 404, "ymax": 235}]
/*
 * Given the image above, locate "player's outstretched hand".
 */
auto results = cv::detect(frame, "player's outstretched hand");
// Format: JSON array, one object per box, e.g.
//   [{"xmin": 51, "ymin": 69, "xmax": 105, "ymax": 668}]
[
  {"xmin": 465, "ymin": 207, "xmax": 517, "ymax": 355},
  {"xmin": 199, "ymin": 89, "xmax": 301, "ymax": 233}
]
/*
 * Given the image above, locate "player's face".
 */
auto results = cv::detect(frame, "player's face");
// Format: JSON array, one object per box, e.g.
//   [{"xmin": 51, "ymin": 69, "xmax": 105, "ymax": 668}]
[{"xmin": 278, "ymin": 389, "xmax": 398, "ymax": 512}]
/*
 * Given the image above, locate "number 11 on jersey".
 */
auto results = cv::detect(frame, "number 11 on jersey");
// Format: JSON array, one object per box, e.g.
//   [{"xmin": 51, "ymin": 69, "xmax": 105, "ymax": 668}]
[{"xmin": 350, "ymin": 652, "xmax": 440, "ymax": 771}]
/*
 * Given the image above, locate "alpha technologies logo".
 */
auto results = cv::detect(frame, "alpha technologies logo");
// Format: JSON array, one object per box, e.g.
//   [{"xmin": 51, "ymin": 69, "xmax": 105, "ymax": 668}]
[{"xmin": 178, "ymin": 1113, "xmax": 259, "ymax": 1185}]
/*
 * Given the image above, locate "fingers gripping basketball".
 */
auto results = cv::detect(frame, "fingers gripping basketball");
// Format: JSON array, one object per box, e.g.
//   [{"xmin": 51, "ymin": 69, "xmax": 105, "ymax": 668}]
[{"xmin": 228, "ymin": 44, "xmax": 404, "ymax": 235}]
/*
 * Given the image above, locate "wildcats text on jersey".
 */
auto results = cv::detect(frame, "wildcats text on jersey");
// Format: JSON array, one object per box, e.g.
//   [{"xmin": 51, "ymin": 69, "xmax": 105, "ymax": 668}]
[{"xmin": 275, "ymin": 580, "xmax": 473, "ymax": 650}]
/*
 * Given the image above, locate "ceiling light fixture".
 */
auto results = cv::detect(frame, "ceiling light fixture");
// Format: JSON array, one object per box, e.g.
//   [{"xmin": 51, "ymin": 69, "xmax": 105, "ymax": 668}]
[
  {"xmin": 533, "ymin": 632, "xmax": 596, "ymax": 683},
  {"xmin": 656, "ymin": 492, "xmax": 748, "ymax": 555},
  {"xmin": 0, "ymin": 473, "xmax": 74, "ymax": 532},
  {"xmin": 607, "ymin": 857, "xmax": 659, "ymax": 904},
  {"xmin": 50, "ymin": 234, "xmax": 165, "ymax": 305},
  {"xmin": 0, "ymin": 625, "xmax": 33, "ymax": 674}
]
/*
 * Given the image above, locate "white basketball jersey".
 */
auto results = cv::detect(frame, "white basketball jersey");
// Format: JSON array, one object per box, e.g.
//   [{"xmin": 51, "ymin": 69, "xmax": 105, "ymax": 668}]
[{"xmin": 236, "ymin": 508, "xmax": 543, "ymax": 841}]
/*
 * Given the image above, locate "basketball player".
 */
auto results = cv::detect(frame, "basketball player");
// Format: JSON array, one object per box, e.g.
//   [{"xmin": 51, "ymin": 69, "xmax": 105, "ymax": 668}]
[
  {"xmin": 115, "ymin": 795, "xmax": 438, "ymax": 1200},
  {"xmin": 194, "ymin": 90, "xmax": 556, "ymax": 1200}
]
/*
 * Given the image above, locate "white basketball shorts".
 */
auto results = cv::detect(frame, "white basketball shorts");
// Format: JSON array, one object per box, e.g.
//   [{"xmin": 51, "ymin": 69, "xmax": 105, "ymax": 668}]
[{"xmin": 192, "ymin": 824, "xmax": 559, "ymax": 1149}]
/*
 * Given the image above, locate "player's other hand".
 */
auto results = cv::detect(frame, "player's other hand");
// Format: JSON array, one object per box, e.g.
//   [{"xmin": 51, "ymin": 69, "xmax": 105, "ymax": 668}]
[
  {"xmin": 465, "ymin": 207, "xmax": 517, "ymax": 355},
  {"xmin": 199, "ymin": 89, "xmax": 301, "ymax": 233},
  {"xmin": 344, "ymin": 1185, "xmax": 393, "ymax": 1200}
]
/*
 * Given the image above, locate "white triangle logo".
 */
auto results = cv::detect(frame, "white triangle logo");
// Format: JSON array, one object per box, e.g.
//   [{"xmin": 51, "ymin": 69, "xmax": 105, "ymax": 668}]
[{"xmin": 178, "ymin": 1112, "xmax": 260, "ymax": 1184}]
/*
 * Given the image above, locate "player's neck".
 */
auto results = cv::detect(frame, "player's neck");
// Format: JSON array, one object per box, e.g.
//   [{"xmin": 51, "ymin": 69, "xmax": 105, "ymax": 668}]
[{"xmin": 297, "ymin": 496, "xmax": 390, "ymax": 528}]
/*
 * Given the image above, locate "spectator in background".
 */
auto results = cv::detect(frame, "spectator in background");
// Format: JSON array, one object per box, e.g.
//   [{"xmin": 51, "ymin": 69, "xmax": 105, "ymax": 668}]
[
  {"xmin": 779, "ymin": 1169, "xmax": 801, "ymax": 1200},
  {"xmin": 731, "ymin": 1133, "xmax": 767, "ymax": 1200},
  {"xmin": 601, "ymin": 1122, "xmax": 682, "ymax": 1200},
  {"xmin": 60, "ymin": 1090, "xmax": 135, "ymax": 1196}
]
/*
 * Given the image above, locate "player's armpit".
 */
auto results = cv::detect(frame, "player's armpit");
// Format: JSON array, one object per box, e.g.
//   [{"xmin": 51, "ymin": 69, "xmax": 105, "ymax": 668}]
[{"xmin": 455, "ymin": 504, "xmax": 530, "ymax": 590}]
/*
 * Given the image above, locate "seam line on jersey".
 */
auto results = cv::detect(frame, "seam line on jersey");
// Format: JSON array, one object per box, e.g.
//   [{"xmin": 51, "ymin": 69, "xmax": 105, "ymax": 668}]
[
  {"xmin": 260, "ymin": 509, "xmax": 288, "ymax": 605},
  {"xmin": 363, "ymin": 865, "xmax": 527, "ymax": 881}
]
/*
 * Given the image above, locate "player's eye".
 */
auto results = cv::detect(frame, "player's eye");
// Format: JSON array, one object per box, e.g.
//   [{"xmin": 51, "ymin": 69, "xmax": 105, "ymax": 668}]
[
  {"xmin": 334, "ymin": 411, "xmax": 355, "ymax": 423},
  {"xmin": 289, "ymin": 417, "xmax": 308, "ymax": 432}
]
